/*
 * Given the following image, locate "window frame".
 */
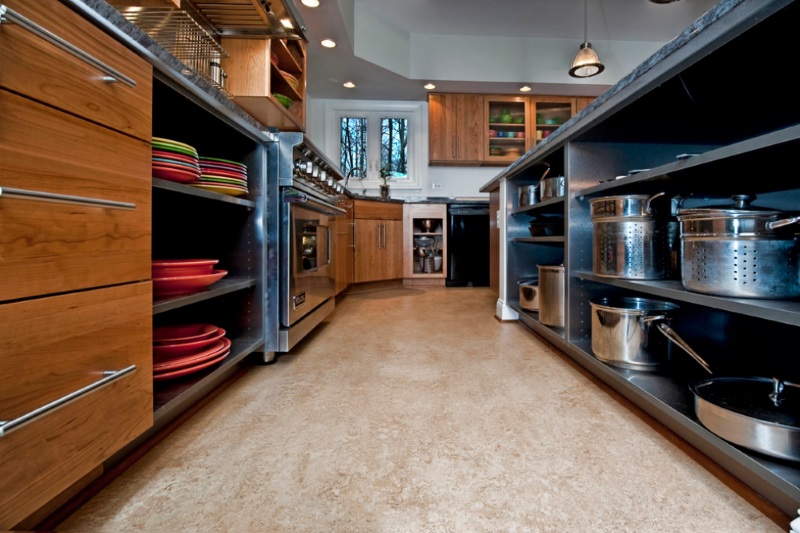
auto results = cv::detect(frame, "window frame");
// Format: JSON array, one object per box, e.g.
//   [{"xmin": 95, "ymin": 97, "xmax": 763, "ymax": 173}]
[{"xmin": 325, "ymin": 101, "xmax": 425, "ymax": 192}]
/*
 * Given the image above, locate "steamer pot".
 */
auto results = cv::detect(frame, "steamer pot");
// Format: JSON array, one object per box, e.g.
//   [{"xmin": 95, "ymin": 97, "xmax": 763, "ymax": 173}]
[
  {"xmin": 590, "ymin": 193, "xmax": 679, "ymax": 280},
  {"xmin": 539, "ymin": 176, "xmax": 565, "ymax": 201},
  {"xmin": 677, "ymin": 194, "xmax": 800, "ymax": 298}
]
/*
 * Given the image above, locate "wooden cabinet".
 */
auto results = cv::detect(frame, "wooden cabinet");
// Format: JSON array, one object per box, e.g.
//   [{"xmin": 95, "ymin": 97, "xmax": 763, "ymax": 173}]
[
  {"xmin": 333, "ymin": 197, "xmax": 355, "ymax": 294},
  {"xmin": 531, "ymin": 95, "xmax": 576, "ymax": 145},
  {"xmin": 485, "ymin": 95, "xmax": 532, "ymax": 164},
  {"xmin": 575, "ymin": 96, "xmax": 595, "ymax": 114},
  {"xmin": 222, "ymin": 37, "xmax": 307, "ymax": 131},
  {"xmin": 428, "ymin": 93, "xmax": 484, "ymax": 165},
  {"xmin": 353, "ymin": 200, "xmax": 403, "ymax": 283},
  {"xmin": 403, "ymin": 203, "xmax": 447, "ymax": 284},
  {"xmin": 0, "ymin": 0, "xmax": 153, "ymax": 527}
]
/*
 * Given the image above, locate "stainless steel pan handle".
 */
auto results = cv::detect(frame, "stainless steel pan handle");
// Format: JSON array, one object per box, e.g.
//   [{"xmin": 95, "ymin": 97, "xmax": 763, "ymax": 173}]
[{"xmin": 648, "ymin": 320, "xmax": 713, "ymax": 375}]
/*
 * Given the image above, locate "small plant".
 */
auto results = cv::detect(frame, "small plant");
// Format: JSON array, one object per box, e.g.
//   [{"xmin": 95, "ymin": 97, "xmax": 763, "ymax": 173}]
[{"xmin": 379, "ymin": 163, "xmax": 393, "ymax": 186}]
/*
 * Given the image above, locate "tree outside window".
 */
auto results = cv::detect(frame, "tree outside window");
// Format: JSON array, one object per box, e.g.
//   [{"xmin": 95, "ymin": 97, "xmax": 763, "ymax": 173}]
[{"xmin": 339, "ymin": 114, "xmax": 408, "ymax": 181}]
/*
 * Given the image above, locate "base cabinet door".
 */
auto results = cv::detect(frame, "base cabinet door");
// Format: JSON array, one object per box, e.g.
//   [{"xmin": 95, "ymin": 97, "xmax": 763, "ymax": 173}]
[
  {"xmin": 0, "ymin": 283, "xmax": 153, "ymax": 529},
  {"xmin": 354, "ymin": 219, "xmax": 403, "ymax": 282}
]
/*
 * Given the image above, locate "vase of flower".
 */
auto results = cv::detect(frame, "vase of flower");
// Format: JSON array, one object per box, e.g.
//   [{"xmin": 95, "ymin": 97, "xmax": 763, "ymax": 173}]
[
  {"xmin": 380, "ymin": 183, "xmax": 390, "ymax": 199},
  {"xmin": 379, "ymin": 164, "xmax": 392, "ymax": 199}
]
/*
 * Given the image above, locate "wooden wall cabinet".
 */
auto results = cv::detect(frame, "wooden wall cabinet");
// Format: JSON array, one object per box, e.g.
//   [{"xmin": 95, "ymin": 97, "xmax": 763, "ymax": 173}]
[
  {"xmin": 222, "ymin": 37, "xmax": 306, "ymax": 131},
  {"xmin": 353, "ymin": 200, "xmax": 403, "ymax": 283},
  {"xmin": 428, "ymin": 93, "xmax": 484, "ymax": 165},
  {"xmin": 403, "ymin": 203, "xmax": 447, "ymax": 284},
  {"xmin": 0, "ymin": 0, "xmax": 153, "ymax": 527}
]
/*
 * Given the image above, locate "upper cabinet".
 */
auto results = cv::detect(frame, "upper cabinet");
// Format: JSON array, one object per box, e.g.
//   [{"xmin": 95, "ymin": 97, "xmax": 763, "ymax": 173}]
[
  {"xmin": 429, "ymin": 93, "xmax": 594, "ymax": 167},
  {"xmin": 428, "ymin": 93, "xmax": 485, "ymax": 165},
  {"xmin": 222, "ymin": 37, "xmax": 307, "ymax": 131}
]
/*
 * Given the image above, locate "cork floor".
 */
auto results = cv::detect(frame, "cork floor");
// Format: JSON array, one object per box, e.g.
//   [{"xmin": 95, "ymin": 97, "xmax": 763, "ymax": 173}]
[{"xmin": 57, "ymin": 286, "xmax": 789, "ymax": 532}]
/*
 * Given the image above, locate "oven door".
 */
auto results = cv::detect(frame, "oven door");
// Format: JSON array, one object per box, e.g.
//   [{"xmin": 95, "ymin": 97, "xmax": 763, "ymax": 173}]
[{"xmin": 281, "ymin": 193, "xmax": 341, "ymax": 327}]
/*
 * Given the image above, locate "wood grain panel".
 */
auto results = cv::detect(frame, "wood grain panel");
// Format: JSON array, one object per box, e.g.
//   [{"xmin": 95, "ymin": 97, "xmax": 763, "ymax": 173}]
[
  {"xmin": 0, "ymin": 283, "xmax": 153, "ymax": 529},
  {"xmin": 353, "ymin": 199, "xmax": 403, "ymax": 220},
  {"xmin": 220, "ymin": 38, "xmax": 270, "ymax": 97},
  {"xmin": 0, "ymin": 91, "xmax": 151, "ymax": 302},
  {"xmin": 0, "ymin": 0, "xmax": 152, "ymax": 141}
]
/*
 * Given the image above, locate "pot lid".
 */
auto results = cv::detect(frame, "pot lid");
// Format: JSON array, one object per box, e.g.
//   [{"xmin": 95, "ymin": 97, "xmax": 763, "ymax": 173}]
[
  {"xmin": 692, "ymin": 376, "xmax": 800, "ymax": 428},
  {"xmin": 677, "ymin": 194, "xmax": 785, "ymax": 219}
]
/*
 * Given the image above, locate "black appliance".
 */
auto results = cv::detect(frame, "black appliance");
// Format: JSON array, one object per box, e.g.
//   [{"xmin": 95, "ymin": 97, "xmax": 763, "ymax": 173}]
[{"xmin": 446, "ymin": 202, "xmax": 490, "ymax": 287}]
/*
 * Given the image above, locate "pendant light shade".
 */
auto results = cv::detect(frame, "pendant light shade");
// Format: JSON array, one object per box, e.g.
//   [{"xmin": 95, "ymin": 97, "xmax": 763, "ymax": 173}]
[
  {"xmin": 569, "ymin": 42, "xmax": 604, "ymax": 78},
  {"xmin": 569, "ymin": 0, "xmax": 604, "ymax": 78}
]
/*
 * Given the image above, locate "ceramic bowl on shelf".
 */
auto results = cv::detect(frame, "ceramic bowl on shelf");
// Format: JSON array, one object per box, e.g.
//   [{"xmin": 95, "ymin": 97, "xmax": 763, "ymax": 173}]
[
  {"xmin": 273, "ymin": 93, "xmax": 292, "ymax": 109},
  {"xmin": 153, "ymin": 269, "xmax": 228, "ymax": 298},
  {"xmin": 152, "ymin": 259, "xmax": 219, "ymax": 278},
  {"xmin": 414, "ymin": 236, "xmax": 434, "ymax": 248}
]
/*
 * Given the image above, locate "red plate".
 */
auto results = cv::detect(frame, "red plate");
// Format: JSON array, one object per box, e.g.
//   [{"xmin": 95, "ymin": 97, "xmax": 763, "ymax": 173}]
[
  {"xmin": 153, "ymin": 337, "xmax": 231, "ymax": 372},
  {"xmin": 153, "ymin": 165, "xmax": 201, "ymax": 184},
  {"xmin": 199, "ymin": 161, "xmax": 247, "ymax": 174},
  {"xmin": 153, "ymin": 327, "xmax": 226, "ymax": 357},
  {"xmin": 153, "ymin": 149, "xmax": 199, "ymax": 164},
  {"xmin": 153, "ymin": 269, "xmax": 228, "ymax": 297},
  {"xmin": 153, "ymin": 323, "xmax": 219, "ymax": 344},
  {"xmin": 152, "ymin": 258, "xmax": 219, "ymax": 277},
  {"xmin": 153, "ymin": 162, "xmax": 201, "ymax": 176},
  {"xmin": 153, "ymin": 350, "xmax": 229, "ymax": 382},
  {"xmin": 153, "ymin": 156, "xmax": 201, "ymax": 170}
]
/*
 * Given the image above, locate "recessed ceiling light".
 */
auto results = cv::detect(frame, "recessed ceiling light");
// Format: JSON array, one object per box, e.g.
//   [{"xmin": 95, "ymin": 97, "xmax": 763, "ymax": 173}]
[
  {"xmin": 280, "ymin": 18, "xmax": 293, "ymax": 29},
  {"xmin": 424, "ymin": 83, "xmax": 436, "ymax": 90},
  {"xmin": 519, "ymin": 86, "xmax": 531, "ymax": 92},
  {"xmin": 301, "ymin": 0, "xmax": 319, "ymax": 6},
  {"xmin": 320, "ymin": 39, "xmax": 336, "ymax": 48},
  {"xmin": 343, "ymin": 81, "xmax": 356, "ymax": 88}
]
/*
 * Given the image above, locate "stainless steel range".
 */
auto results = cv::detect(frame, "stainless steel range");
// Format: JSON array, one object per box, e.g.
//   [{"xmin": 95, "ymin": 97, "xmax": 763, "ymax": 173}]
[{"xmin": 262, "ymin": 132, "xmax": 348, "ymax": 359}]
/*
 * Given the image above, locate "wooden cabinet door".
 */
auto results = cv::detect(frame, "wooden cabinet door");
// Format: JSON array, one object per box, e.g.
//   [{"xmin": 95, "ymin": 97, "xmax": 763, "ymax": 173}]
[
  {"xmin": 333, "ymin": 208, "xmax": 354, "ymax": 294},
  {"xmin": 429, "ymin": 94, "xmax": 484, "ymax": 164},
  {"xmin": 354, "ymin": 219, "xmax": 403, "ymax": 282}
]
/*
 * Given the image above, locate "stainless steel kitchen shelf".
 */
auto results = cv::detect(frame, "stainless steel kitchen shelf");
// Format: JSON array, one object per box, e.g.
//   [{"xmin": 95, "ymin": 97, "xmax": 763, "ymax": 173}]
[
  {"xmin": 512, "ymin": 236, "xmax": 565, "ymax": 244},
  {"xmin": 153, "ymin": 277, "xmax": 259, "ymax": 314},
  {"xmin": 154, "ymin": 178, "xmax": 256, "ymax": 208}
]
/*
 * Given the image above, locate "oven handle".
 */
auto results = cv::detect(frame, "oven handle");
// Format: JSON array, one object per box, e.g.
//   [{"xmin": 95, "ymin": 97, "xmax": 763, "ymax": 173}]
[{"xmin": 283, "ymin": 188, "xmax": 346, "ymax": 216}]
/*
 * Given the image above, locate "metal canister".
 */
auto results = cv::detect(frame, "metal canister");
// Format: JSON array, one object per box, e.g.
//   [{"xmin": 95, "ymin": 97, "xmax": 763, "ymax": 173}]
[{"xmin": 537, "ymin": 264, "xmax": 564, "ymax": 327}]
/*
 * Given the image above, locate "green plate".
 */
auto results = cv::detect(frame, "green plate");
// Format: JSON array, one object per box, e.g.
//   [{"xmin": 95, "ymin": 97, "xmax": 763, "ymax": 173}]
[{"xmin": 152, "ymin": 141, "xmax": 198, "ymax": 158}]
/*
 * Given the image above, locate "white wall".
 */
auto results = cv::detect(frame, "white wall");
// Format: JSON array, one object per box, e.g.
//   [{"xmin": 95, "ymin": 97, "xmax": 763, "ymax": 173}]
[{"xmin": 306, "ymin": 97, "xmax": 498, "ymax": 200}]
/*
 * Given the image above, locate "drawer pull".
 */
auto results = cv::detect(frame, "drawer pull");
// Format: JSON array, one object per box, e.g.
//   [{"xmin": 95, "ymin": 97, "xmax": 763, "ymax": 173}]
[
  {"xmin": 0, "ymin": 365, "xmax": 137, "ymax": 438},
  {"xmin": 0, "ymin": 186, "xmax": 136, "ymax": 210},
  {"xmin": 0, "ymin": 4, "xmax": 137, "ymax": 88}
]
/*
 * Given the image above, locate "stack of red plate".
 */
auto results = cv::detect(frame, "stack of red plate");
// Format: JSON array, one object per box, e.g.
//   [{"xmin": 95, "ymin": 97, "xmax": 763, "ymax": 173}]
[
  {"xmin": 152, "ymin": 323, "xmax": 231, "ymax": 381},
  {"xmin": 192, "ymin": 157, "xmax": 249, "ymax": 197},
  {"xmin": 151, "ymin": 137, "xmax": 201, "ymax": 184},
  {"xmin": 152, "ymin": 259, "xmax": 228, "ymax": 298}
]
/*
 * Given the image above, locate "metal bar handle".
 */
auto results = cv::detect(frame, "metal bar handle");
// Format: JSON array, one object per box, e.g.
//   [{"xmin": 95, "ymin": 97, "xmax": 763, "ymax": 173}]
[
  {"xmin": 0, "ymin": 4, "xmax": 137, "ymax": 88},
  {"xmin": 0, "ymin": 186, "xmax": 136, "ymax": 210},
  {"xmin": 0, "ymin": 365, "xmax": 137, "ymax": 438}
]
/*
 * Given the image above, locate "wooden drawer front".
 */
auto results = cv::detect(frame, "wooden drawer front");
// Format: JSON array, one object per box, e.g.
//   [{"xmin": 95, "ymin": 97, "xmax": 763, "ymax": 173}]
[
  {"xmin": 0, "ymin": 0, "xmax": 152, "ymax": 141},
  {"xmin": 0, "ymin": 282, "xmax": 153, "ymax": 529},
  {"xmin": 0, "ymin": 91, "xmax": 151, "ymax": 302},
  {"xmin": 354, "ymin": 199, "xmax": 403, "ymax": 220}
]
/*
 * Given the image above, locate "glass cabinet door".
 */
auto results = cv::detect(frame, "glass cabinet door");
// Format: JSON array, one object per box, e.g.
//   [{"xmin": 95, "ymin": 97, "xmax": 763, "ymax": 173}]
[
  {"xmin": 485, "ymin": 96, "xmax": 531, "ymax": 164},
  {"xmin": 532, "ymin": 96, "xmax": 576, "ymax": 146}
]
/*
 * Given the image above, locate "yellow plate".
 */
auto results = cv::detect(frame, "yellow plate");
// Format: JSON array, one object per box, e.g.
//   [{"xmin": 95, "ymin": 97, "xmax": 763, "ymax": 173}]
[
  {"xmin": 191, "ymin": 183, "xmax": 248, "ymax": 197},
  {"xmin": 152, "ymin": 137, "xmax": 197, "ymax": 152}
]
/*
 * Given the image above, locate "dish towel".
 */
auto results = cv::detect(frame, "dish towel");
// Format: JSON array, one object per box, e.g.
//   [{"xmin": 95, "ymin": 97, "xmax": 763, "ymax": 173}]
[{"xmin": 790, "ymin": 509, "xmax": 800, "ymax": 533}]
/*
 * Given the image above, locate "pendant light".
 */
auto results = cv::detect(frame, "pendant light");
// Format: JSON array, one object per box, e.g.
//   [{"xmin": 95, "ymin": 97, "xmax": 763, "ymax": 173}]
[{"xmin": 569, "ymin": 0, "xmax": 604, "ymax": 78}]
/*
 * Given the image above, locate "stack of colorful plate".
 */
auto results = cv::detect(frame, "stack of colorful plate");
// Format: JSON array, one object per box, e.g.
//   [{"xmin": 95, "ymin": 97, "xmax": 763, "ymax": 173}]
[
  {"xmin": 152, "ymin": 259, "xmax": 228, "ymax": 298},
  {"xmin": 192, "ymin": 157, "xmax": 249, "ymax": 197},
  {"xmin": 151, "ymin": 137, "xmax": 201, "ymax": 184},
  {"xmin": 152, "ymin": 323, "xmax": 231, "ymax": 381}
]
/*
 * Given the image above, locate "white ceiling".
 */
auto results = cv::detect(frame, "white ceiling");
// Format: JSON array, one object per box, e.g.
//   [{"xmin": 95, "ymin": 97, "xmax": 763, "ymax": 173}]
[{"xmin": 295, "ymin": 0, "xmax": 719, "ymax": 101}]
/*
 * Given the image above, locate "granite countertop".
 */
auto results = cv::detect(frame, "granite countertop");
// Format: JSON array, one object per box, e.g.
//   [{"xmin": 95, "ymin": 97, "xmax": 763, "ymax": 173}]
[{"xmin": 353, "ymin": 196, "xmax": 488, "ymax": 205}]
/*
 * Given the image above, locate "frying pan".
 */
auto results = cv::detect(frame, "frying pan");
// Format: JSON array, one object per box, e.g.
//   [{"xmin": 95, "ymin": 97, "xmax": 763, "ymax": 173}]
[{"xmin": 649, "ymin": 320, "xmax": 800, "ymax": 461}]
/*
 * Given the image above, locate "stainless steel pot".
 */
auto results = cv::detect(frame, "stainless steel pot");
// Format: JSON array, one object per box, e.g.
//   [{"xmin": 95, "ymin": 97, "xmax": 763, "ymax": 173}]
[
  {"xmin": 537, "ymin": 265, "xmax": 564, "ymax": 327},
  {"xmin": 677, "ymin": 194, "xmax": 800, "ymax": 298},
  {"xmin": 518, "ymin": 279, "xmax": 539, "ymax": 310},
  {"xmin": 590, "ymin": 296, "xmax": 679, "ymax": 370},
  {"xmin": 590, "ymin": 192, "xmax": 679, "ymax": 280},
  {"xmin": 539, "ymin": 176, "xmax": 565, "ymax": 201},
  {"xmin": 648, "ymin": 320, "xmax": 800, "ymax": 462},
  {"xmin": 518, "ymin": 184, "xmax": 538, "ymax": 207}
]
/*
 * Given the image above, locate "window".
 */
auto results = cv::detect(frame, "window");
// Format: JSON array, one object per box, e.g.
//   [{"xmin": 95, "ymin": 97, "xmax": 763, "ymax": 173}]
[{"xmin": 327, "ymin": 101, "xmax": 424, "ymax": 191}]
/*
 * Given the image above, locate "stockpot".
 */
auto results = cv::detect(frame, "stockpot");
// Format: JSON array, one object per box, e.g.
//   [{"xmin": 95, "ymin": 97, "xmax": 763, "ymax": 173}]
[
  {"xmin": 677, "ymin": 194, "xmax": 800, "ymax": 298},
  {"xmin": 537, "ymin": 265, "xmax": 564, "ymax": 327},
  {"xmin": 590, "ymin": 192, "xmax": 678, "ymax": 280},
  {"xmin": 517, "ymin": 279, "xmax": 539, "ymax": 311},
  {"xmin": 539, "ymin": 176, "xmax": 565, "ymax": 201}
]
